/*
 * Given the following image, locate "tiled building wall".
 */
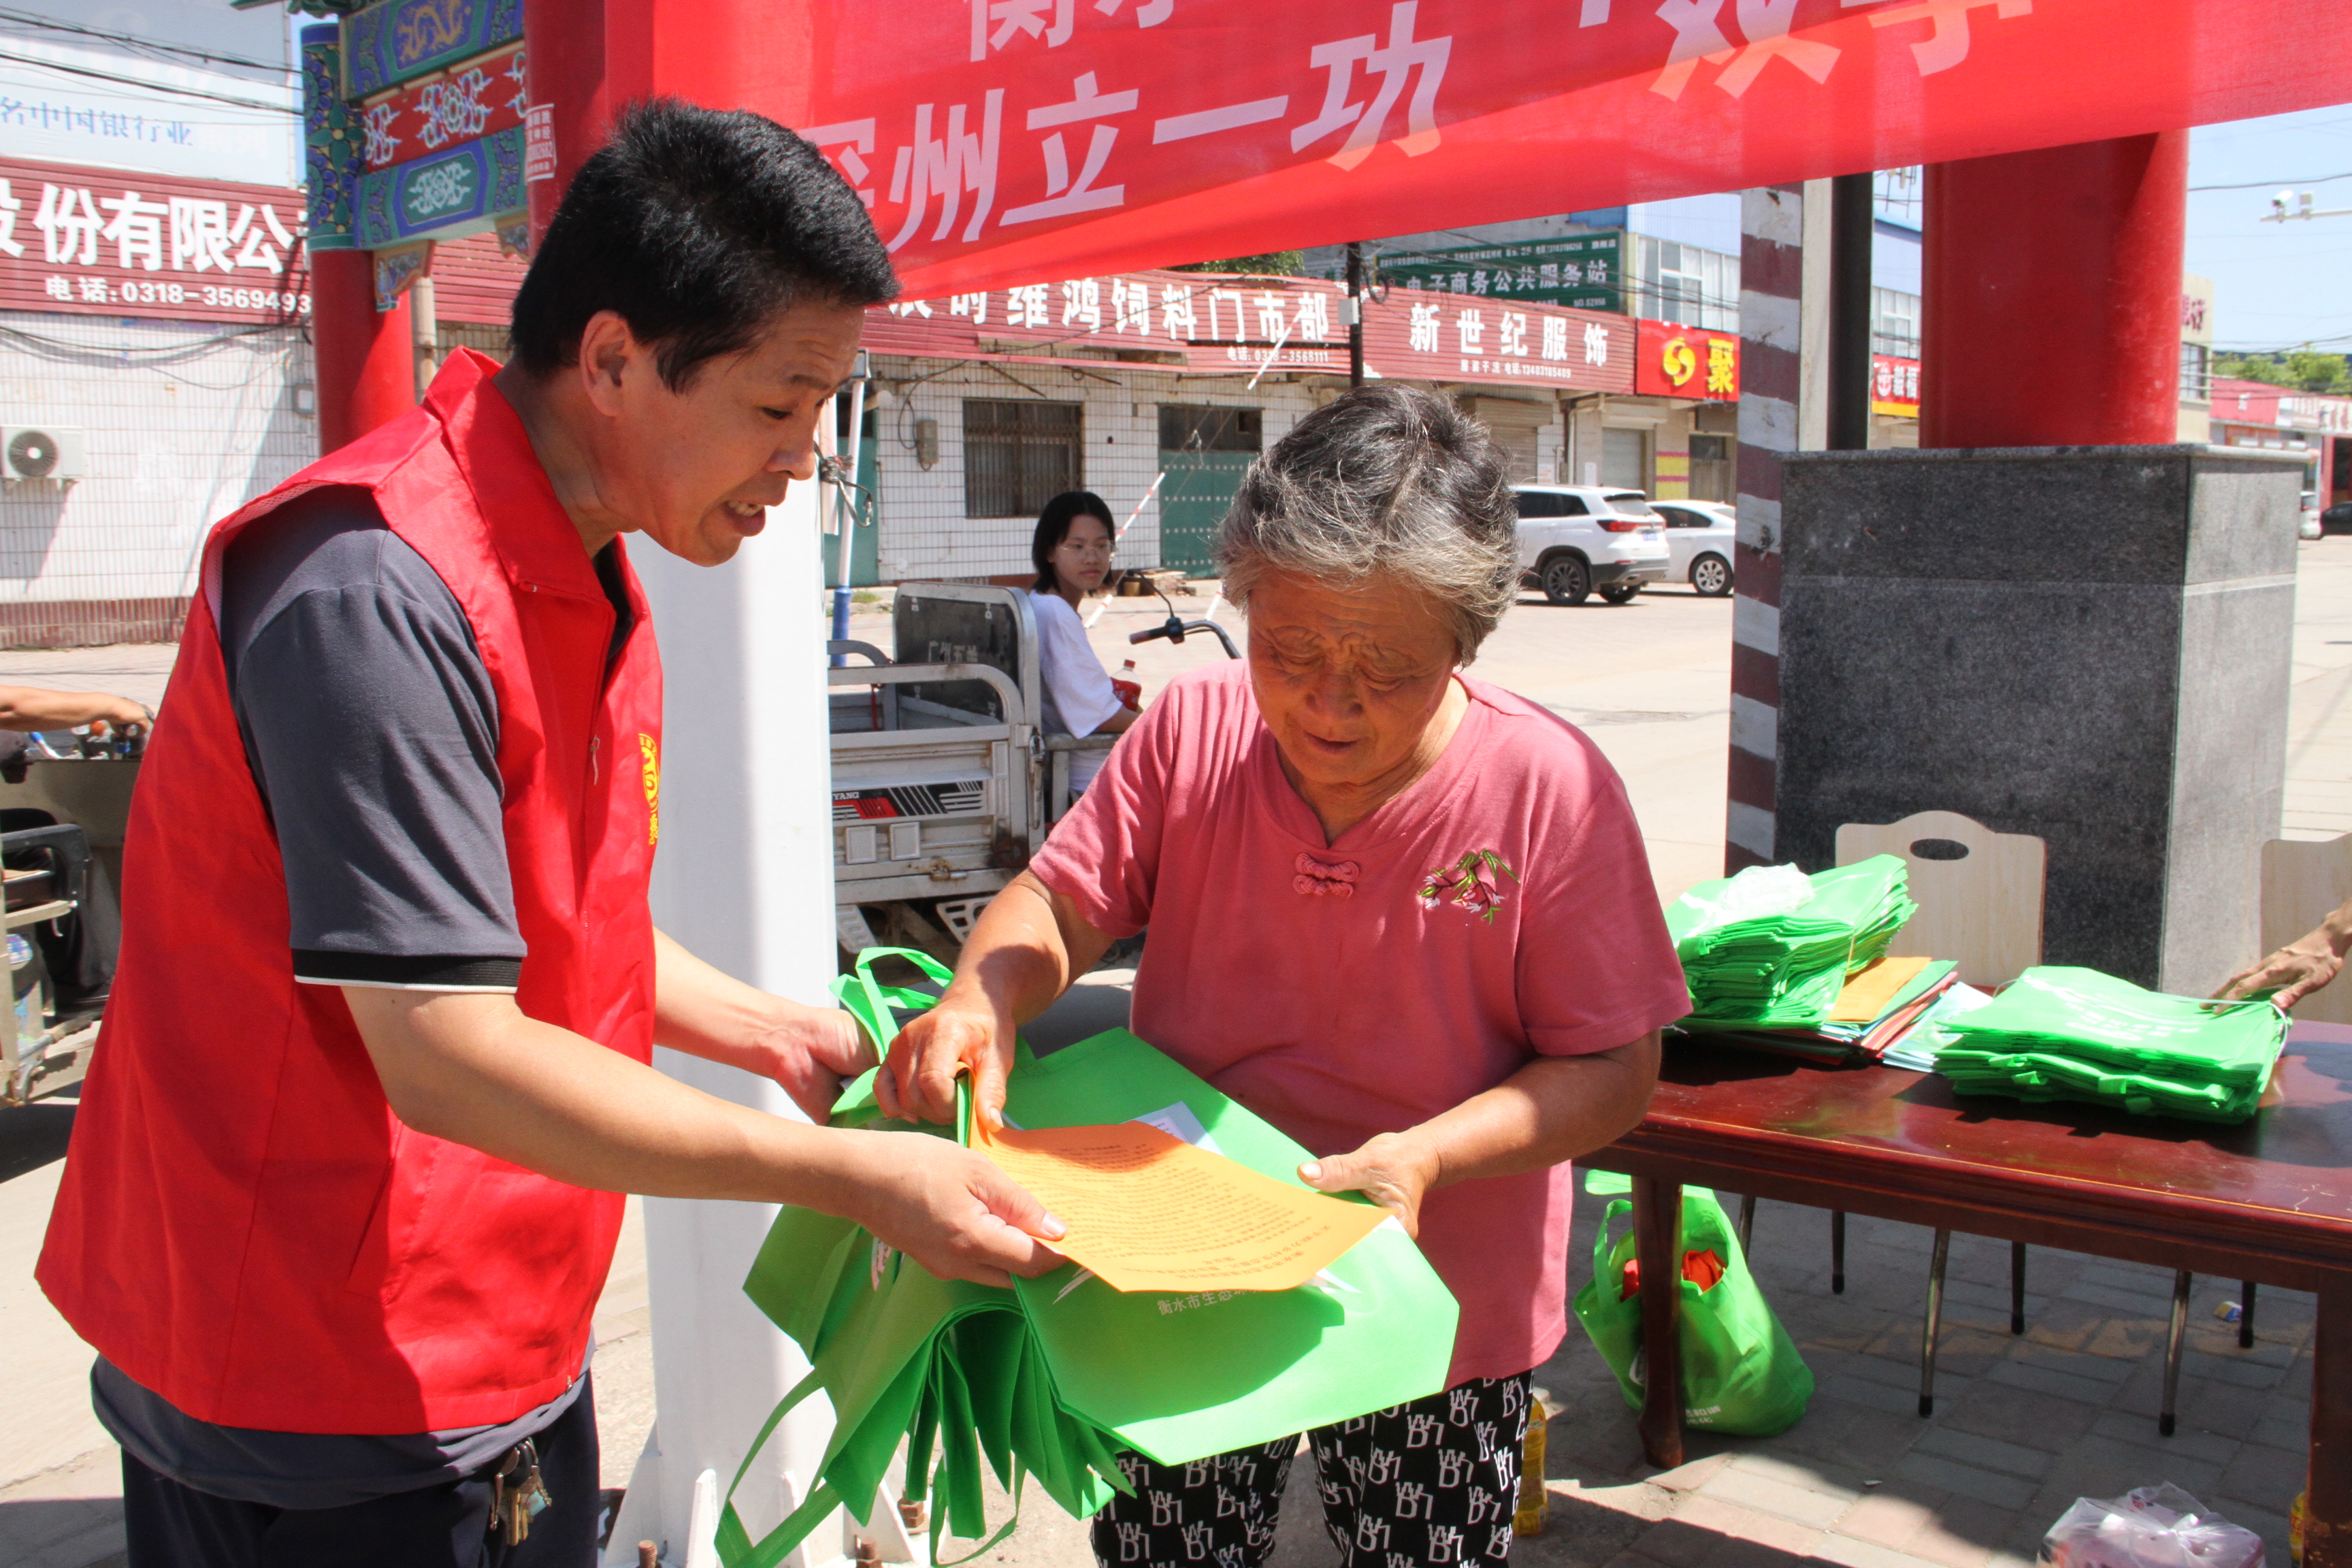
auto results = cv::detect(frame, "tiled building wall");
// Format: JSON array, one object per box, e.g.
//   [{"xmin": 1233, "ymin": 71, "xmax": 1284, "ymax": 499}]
[
  {"xmin": 0, "ymin": 310, "xmax": 316, "ymax": 644},
  {"xmin": 866, "ymin": 355, "xmax": 1320, "ymax": 583}
]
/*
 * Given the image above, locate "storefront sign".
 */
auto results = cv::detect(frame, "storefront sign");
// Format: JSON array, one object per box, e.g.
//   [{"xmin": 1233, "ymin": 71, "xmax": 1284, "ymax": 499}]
[
  {"xmin": 0, "ymin": 154, "xmax": 307, "ymax": 323},
  {"xmin": 1341, "ymin": 233, "xmax": 1623, "ymax": 313},
  {"xmin": 1872, "ymin": 353, "xmax": 1921, "ymax": 416},
  {"xmin": 863, "ymin": 270, "xmax": 1633, "ymax": 392},
  {"xmin": 359, "ymin": 42, "xmax": 527, "ymax": 172},
  {"xmin": 1635, "ymin": 319, "xmax": 1738, "ymax": 400}
]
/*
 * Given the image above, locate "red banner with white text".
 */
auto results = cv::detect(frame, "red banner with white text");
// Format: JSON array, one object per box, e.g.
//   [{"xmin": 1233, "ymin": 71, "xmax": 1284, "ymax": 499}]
[{"xmin": 725, "ymin": 0, "xmax": 2350, "ymax": 299}]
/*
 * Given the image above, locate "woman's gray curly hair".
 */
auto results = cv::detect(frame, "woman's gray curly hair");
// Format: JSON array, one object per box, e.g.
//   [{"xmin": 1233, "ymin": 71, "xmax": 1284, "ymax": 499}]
[{"xmin": 1216, "ymin": 384, "xmax": 1519, "ymax": 662}]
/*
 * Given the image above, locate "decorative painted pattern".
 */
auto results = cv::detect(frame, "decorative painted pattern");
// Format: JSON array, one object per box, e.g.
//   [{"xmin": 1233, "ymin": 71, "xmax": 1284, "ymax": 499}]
[
  {"xmin": 340, "ymin": 0, "xmax": 525, "ymax": 100},
  {"xmin": 355, "ymin": 124, "xmax": 526, "ymax": 248},
  {"xmin": 299, "ymin": 24, "xmax": 358, "ymax": 250},
  {"xmin": 359, "ymin": 42, "xmax": 526, "ymax": 172}
]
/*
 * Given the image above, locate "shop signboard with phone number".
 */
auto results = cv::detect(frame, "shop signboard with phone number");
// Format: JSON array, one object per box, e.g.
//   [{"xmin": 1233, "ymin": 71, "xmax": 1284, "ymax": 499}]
[{"xmin": 0, "ymin": 153, "xmax": 308, "ymax": 325}]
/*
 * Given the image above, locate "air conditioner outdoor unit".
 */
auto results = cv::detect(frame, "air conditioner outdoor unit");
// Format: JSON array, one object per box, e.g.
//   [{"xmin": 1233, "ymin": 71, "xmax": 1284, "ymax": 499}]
[{"xmin": 1, "ymin": 427, "xmax": 84, "ymax": 484}]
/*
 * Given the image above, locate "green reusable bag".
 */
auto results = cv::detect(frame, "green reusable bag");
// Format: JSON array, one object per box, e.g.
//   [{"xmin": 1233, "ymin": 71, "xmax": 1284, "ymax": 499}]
[
  {"xmin": 1932, "ymin": 966, "xmax": 2287, "ymax": 1124},
  {"xmin": 999, "ymin": 1025, "xmax": 1460, "ymax": 1465},
  {"xmin": 1571, "ymin": 1177, "xmax": 1813, "ymax": 1437},
  {"xmin": 719, "ymin": 949, "xmax": 1460, "ymax": 1567},
  {"xmin": 1667, "ymin": 858, "xmax": 1918, "ymax": 1030}
]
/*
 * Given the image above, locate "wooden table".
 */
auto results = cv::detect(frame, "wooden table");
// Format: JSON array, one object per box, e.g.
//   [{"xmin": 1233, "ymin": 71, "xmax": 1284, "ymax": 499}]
[{"xmin": 1584, "ymin": 1022, "xmax": 2351, "ymax": 1556}]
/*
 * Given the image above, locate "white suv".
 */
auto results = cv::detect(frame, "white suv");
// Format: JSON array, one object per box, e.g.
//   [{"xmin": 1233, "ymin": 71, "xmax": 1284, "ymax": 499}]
[{"xmin": 1511, "ymin": 486, "xmax": 1673, "ymax": 606}]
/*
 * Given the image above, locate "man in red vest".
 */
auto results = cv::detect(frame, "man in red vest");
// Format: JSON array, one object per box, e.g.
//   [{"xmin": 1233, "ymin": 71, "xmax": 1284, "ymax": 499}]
[{"xmin": 37, "ymin": 101, "xmax": 1064, "ymax": 1565}]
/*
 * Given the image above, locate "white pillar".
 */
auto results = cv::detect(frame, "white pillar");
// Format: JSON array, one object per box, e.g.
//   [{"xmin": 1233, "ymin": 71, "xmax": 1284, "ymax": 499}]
[{"xmin": 619, "ymin": 477, "xmax": 845, "ymax": 1565}]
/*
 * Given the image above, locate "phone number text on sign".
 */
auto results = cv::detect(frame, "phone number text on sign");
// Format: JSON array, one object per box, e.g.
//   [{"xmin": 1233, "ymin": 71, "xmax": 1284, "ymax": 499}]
[{"xmin": 42, "ymin": 274, "xmax": 310, "ymax": 316}]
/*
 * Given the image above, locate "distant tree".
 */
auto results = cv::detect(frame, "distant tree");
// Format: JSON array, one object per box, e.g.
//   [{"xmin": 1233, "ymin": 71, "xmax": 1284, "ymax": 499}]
[
  {"xmin": 2214, "ymin": 349, "xmax": 2352, "ymax": 394},
  {"xmin": 1169, "ymin": 251, "xmax": 1305, "ymax": 276}
]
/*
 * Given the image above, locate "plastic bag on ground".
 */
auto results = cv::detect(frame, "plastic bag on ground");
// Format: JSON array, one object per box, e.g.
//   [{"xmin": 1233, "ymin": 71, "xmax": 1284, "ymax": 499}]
[{"xmin": 2040, "ymin": 1484, "xmax": 2265, "ymax": 1568}]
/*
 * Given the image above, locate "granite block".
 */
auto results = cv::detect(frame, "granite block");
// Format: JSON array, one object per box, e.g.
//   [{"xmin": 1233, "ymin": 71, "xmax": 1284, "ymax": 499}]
[{"xmin": 1774, "ymin": 444, "xmax": 2302, "ymax": 990}]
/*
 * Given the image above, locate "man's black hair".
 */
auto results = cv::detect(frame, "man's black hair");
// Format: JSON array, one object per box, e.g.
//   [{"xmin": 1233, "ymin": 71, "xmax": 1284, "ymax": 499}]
[{"xmin": 510, "ymin": 99, "xmax": 898, "ymax": 389}]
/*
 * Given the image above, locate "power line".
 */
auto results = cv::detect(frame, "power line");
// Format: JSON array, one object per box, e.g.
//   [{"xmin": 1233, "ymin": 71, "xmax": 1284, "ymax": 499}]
[
  {"xmin": 2189, "ymin": 172, "xmax": 2352, "ymax": 192},
  {"xmin": 0, "ymin": 10, "xmax": 292, "ymax": 78},
  {"xmin": 0, "ymin": 47, "xmax": 299, "ymax": 115}
]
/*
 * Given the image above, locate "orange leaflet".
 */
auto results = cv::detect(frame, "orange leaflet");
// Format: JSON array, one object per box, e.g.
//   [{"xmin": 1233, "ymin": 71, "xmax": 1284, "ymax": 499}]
[
  {"xmin": 975, "ymin": 1120, "xmax": 1387, "ymax": 1293},
  {"xmin": 1829, "ymin": 957, "xmax": 1931, "ymax": 1023}
]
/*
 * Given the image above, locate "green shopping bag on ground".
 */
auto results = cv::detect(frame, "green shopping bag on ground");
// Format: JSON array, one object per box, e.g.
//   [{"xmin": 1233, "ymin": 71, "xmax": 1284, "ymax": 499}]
[{"xmin": 1571, "ymin": 1177, "xmax": 1813, "ymax": 1437}]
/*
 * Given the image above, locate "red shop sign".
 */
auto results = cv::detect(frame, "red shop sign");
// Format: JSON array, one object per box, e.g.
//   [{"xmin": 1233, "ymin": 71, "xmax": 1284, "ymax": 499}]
[
  {"xmin": 0, "ymin": 153, "xmax": 307, "ymax": 325},
  {"xmin": 1634, "ymin": 319, "xmax": 1738, "ymax": 400},
  {"xmin": 866, "ymin": 270, "xmax": 1633, "ymax": 393}
]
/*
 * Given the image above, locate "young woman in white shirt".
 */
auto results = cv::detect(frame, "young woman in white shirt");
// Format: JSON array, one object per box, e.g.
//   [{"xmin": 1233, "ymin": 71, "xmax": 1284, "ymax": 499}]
[{"xmin": 1030, "ymin": 491, "xmax": 1139, "ymax": 795}]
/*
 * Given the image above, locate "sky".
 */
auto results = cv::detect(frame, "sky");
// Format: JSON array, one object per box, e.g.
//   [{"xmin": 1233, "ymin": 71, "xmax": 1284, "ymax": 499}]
[
  {"xmin": 1616, "ymin": 106, "xmax": 2352, "ymax": 357},
  {"xmin": 2185, "ymin": 105, "xmax": 2352, "ymax": 355}
]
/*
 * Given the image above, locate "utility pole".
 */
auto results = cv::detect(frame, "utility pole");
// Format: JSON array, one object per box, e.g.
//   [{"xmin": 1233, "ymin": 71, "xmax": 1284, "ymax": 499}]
[
  {"xmin": 1827, "ymin": 172, "xmax": 1874, "ymax": 451},
  {"xmin": 1346, "ymin": 241, "xmax": 1366, "ymax": 389}
]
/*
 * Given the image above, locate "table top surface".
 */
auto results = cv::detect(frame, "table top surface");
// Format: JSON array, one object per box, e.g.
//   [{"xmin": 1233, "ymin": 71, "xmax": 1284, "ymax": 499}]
[{"xmin": 1595, "ymin": 1022, "xmax": 2352, "ymax": 1235}]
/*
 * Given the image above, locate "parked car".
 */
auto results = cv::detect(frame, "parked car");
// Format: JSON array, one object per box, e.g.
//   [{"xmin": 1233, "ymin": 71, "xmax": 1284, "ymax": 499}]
[
  {"xmin": 2302, "ymin": 491, "xmax": 2324, "ymax": 540},
  {"xmin": 2323, "ymin": 501, "xmax": 2352, "ymax": 536},
  {"xmin": 1510, "ymin": 485, "xmax": 1672, "ymax": 605},
  {"xmin": 1650, "ymin": 499, "xmax": 1738, "ymax": 596}
]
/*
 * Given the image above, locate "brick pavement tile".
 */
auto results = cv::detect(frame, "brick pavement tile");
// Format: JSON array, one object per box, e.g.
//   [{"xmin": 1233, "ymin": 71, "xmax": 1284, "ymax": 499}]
[
  {"xmin": 2179, "ymin": 1354, "xmax": 2293, "ymax": 1393},
  {"xmin": 2085, "ymin": 1409, "xmax": 2238, "ymax": 1467},
  {"xmin": 2215, "ymin": 1443, "xmax": 2307, "ymax": 1516},
  {"xmin": 1810, "ymin": 1527, "xmax": 1953, "ymax": 1568},
  {"xmin": 0, "ymin": 1499, "xmax": 111, "ymax": 1555},
  {"xmin": 1981, "ymin": 1359, "xmax": 2121, "ymax": 1409},
  {"xmin": 1819, "ymin": 1374, "xmax": 1933, "ymax": 1422},
  {"xmin": 2062, "ymin": 1282, "xmax": 2183, "ymax": 1320},
  {"xmin": 1705, "ymin": 1536, "xmax": 1820, "ymax": 1568},
  {"xmin": 2204, "ymin": 1503, "xmax": 2290, "ymax": 1568},
  {"xmin": 1936, "ymin": 1379, "xmax": 2099, "ymax": 1454},
  {"xmin": 1910, "ymin": 1428, "xmax": 2060, "ymax": 1484},
  {"xmin": 2002, "ymin": 1336, "xmax": 2137, "ymax": 1384},
  {"xmin": 1828, "ymin": 1488, "xmax": 1947, "ymax": 1549},
  {"xmin": 1889, "ymin": 1453, "xmax": 2036, "ymax": 1512},
  {"xmin": 24, "ymin": 1520, "xmax": 124, "ymax": 1568},
  {"xmin": 1899, "ymin": 1495, "xmax": 2016, "ymax": 1568},
  {"xmin": 2020, "ymin": 1436, "xmax": 2225, "ymax": 1512},
  {"xmin": 1844, "ymin": 1351, "xmax": 1931, "ymax": 1392},
  {"xmin": 1723, "ymin": 1454, "xmax": 1876, "ymax": 1501},
  {"xmin": 1761, "ymin": 1398, "xmax": 1925, "ymax": 1475},
  {"xmin": 1673, "ymin": 1494, "xmax": 1776, "ymax": 1543},
  {"xmin": 2183, "ymin": 1330, "xmax": 2300, "ymax": 1371},
  {"xmin": 1633, "ymin": 1517, "xmax": 1722, "ymax": 1568},
  {"xmin": 2019, "ymin": 1299, "xmax": 2168, "ymax": 1363},
  {"xmin": 1695, "ymin": 1496, "xmax": 1826, "ymax": 1561},
  {"xmin": 1649, "ymin": 1454, "xmax": 1733, "ymax": 1493},
  {"xmin": 2251, "ymin": 1405, "xmax": 2310, "ymax": 1453},
  {"xmin": 1697, "ymin": 1467, "xmax": 1852, "ymax": 1530}
]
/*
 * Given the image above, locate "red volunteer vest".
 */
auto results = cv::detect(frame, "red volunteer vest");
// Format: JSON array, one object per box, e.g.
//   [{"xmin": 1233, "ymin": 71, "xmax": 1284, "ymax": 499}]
[{"xmin": 37, "ymin": 350, "xmax": 664, "ymax": 1433}]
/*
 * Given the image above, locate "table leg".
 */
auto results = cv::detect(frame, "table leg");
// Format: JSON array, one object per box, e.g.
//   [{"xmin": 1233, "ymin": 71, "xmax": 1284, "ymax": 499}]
[
  {"xmin": 2312, "ymin": 1275, "xmax": 2352, "ymax": 1568},
  {"xmin": 1632, "ymin": 1175, "xmax": 1684, "ymax": 1471}
]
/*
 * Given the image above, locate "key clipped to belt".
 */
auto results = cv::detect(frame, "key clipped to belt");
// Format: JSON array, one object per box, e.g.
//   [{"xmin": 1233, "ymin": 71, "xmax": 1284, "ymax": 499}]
[{"xmin": 490, "ymin": 1438, "xmax": 551, "ymax": 1546}]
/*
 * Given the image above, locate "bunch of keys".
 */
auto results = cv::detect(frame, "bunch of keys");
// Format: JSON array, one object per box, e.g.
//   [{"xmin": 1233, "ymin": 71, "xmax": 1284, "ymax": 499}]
[{"xmin": 489, "ymin": 1439, "xmax": 551, "ymax": 1547}]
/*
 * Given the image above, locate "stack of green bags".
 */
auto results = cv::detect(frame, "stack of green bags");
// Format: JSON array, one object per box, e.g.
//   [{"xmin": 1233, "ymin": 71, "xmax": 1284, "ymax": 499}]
[
  {"xmin": 1667, "ymin": 857, "xmax": 1919, "ymax": 1031},
  {"xmin": 713, "ymin": 949, "xmax": 1460, "ymax": 1568},
  {"xmin": 1931, "ymin": 966, "xmax": 2287, "ymax": 1124}
]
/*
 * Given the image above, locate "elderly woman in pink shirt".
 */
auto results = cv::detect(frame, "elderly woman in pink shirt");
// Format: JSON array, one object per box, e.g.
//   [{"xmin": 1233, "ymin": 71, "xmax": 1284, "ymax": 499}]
[{"xmin": 882, "ymin": 384, "xmax": 1689, "ymax": 1568}]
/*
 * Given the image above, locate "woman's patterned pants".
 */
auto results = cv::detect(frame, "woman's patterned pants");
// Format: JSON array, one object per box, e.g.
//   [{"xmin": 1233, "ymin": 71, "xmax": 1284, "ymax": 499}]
[{"xmin": 1088, "ymin": 1373, "xmax": 1531, "ymax": 1568}]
